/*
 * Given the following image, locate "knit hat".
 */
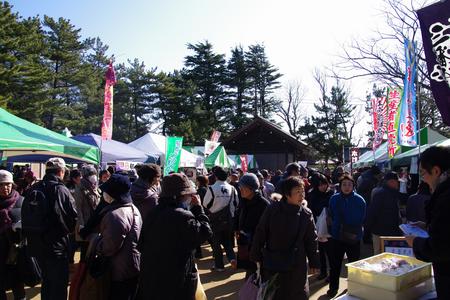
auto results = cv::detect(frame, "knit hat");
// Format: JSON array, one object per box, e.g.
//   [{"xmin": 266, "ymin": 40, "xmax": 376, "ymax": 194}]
[
  {"xmin": 100, "ymin": 173, "xmax": 132, "ymax": 203},
  {"xmin": 239, "ymin": 173, "xmax": 260, "ymax": 192},
  {"xmin": 160, "ymin": 173, "xmax": 196, "ymax": 198},
  {"xmin": 384, "ymin": 171, "xmax": 399, "ymax": 182},
  {"xmin": 82, "ymin": 165, "xmax": 97, "ymax": 178},
  {"xmin": 0, "ymin": 170, "xmax": 13, "ymax": 184},
  {"xmin": 45, "ymin": 157, "xmax": 66, "ymax": 170}
]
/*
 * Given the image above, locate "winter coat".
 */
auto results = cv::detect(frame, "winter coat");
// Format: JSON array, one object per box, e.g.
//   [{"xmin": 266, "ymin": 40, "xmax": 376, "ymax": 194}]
[
  {"xmin": 74, "ymin": 178, "xmax": 100, "ymax": 238},
  {"xmin": 366, "ymin": 185, "xmax": 402, "ymax": 236},
  {"xmin": 130, "ymin": 178, "xmax": 158, "ymax": 221},
  {"xmin": 24, "ymin": 174, "xmax": 77, "ymax": 258},
  {"xmin": 97, "ymin": 202, "xmax": 142, "ymax": 282},
  {"xmin": 237, "ymin": 192, "xmax": 270, "ymax": 240},
  {"xmin": 250, "ymin": 201, "xmax": 320, "ymax": 300},
  {"xmin": 197, "ymin": 186, "xmax": 208, "ymax": 205},
  {"xmin": 203, "ymin": 180, "xmax": 239, "ymax": 217},
  {"xmin": 406, "ymin": 192, "xmax": 429, "ymax": 222},
  {"xmin": 356, "ymin": 169, "xmax": 379, "ymax": 205},
  {"xmin": 329, "ymin": 192, "xmax": 366, "ymax": 240},
  {"xmin": 308, "ymin": 189, "xmax": 334, "ymax": 221},
  {"xmin": 137, "ymin": 201, "xmax": 212, "ymax": 300},
  {"xmin": 413, "ymin": 178, "xmax": 450, "ymax": 299}
]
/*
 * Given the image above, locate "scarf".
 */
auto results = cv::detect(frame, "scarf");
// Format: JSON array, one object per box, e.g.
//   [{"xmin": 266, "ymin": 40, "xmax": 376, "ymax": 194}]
[{"xmin": 0, "ymin": 190, "xmax": 20, "ymax": 234}]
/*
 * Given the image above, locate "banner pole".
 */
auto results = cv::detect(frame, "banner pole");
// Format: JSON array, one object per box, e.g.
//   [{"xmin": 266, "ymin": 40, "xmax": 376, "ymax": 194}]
[{"xmin": 415, "ymin": 42, "xmax": 422, "ymax": 158}]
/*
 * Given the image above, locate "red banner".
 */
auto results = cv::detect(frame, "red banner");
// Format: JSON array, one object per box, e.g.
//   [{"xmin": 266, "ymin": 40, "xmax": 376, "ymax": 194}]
[
  {"xmin": 372, "ymin": 96, "xmax": 388, "ymax": 150},
  {"xmin": 240, "ymin": 154, "xmax": 248, "ymax": 173},
  {"xmin": 210, "ymin": 130, "xmax": 221, "ymax": 143},
  {"xmin": 101, "ymin": 62, "xmax": 116, "ymax": 140}
]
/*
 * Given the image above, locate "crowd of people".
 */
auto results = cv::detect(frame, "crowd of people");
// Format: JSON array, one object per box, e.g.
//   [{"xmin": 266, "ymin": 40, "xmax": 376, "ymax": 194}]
[{"xmin": 0, "ymin": 145, "xmax": 449, "ymax": 299}]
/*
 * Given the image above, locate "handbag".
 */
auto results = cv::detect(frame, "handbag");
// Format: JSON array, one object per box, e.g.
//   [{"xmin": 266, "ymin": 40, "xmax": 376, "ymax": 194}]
[
  {"xmin": 262, "ymin": 206, "xmax": 303, "ymax": 272},
  {"xmin": 16, "ymin": 243, "xmax": 42, "ymax": 287},
  {"xmin": 87, "ymin": 204, "xmax": 136, "ymax": 278},
  {"xmin": 239, "ymin": 273, "xmax": 260, "ymax": 300}
]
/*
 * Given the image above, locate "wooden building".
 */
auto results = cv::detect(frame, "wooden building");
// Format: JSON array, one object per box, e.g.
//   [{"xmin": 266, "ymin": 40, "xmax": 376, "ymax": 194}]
[{"xmin": 222, "ymin": 117, "xmax": 311, "ymax": 171}]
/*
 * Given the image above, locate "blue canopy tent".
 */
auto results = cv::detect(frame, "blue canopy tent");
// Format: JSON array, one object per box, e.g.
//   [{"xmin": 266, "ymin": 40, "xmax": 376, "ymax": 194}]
[{"xmin": 72, "ymin": 133, "xmax": 158, "ymax": 164}]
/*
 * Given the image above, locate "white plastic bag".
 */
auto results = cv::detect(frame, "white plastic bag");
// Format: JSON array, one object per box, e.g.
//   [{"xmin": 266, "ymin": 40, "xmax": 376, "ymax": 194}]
[{"xmin": 316, "ymin": 207, "xmax": 331, "ymax": 241}]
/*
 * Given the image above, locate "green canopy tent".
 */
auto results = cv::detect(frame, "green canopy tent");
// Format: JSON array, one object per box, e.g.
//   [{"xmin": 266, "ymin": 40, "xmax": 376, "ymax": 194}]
[
  {"xmin": 353, "ymin": 127, "xmax": 447, "ymax": 168},
  {"xmin": 204, "ymin": 146, "xmax": 235, "ymax": 169},
  {"xmin": 392, "ymin": 138, "xmax": 450, "ymax": 167},
  {"xmin": 0, "ymin": 108, "xmax": 99, "ymax": 164}
]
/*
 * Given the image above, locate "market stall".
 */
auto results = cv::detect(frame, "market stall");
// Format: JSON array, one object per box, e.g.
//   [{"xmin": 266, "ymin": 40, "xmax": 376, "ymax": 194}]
[
  {"xmin": 72, "ymin": 133, "xmax": 157, "ymax": 164},
  {"xmin": 0, "ymin": 108, "xmax": 99, "ymax": 164}
]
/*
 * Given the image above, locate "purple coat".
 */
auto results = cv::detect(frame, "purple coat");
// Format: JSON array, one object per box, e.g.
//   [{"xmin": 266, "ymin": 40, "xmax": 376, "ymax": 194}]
[{"xmin": 97, "ymin": 203, "xmax": 142, "ymax": 282}]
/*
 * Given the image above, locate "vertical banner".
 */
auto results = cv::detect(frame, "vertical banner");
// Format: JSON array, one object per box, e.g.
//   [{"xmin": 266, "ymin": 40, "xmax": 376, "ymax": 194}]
[
  {"xmin": 417, "ymin": 1, "xmax": 450, "ymax": 125},
  {"xmin": 210, "ymin": 130, "xmax": 221, "ymax": 143},
  {"xmin": 101, "ymin": 62, "xmax": 116, "ymax": 140},
  {"xmin": 350, "ymin": 148, "xmax": 359, "ymax": 170},
  {"xmin": 397, "ymin": 39, "xmax": 418, "ymax": 147},
  {"xmin": 372, "ymin": 96, "xmax": 388, "ymax": 150},
  {"xmin": 387, "ymin": 88, "xmax": 402, "ymax": 158},
  {"xmin": 240, "ymin": 154, "xmax": 248, "ymax": 173},
  {"xmin": 204, "ymin": 140, "xmax": 220, "ymax": 156},
  {"xmin": 164, "ymin": 136, "xmax": 183, "ymax": 176}
]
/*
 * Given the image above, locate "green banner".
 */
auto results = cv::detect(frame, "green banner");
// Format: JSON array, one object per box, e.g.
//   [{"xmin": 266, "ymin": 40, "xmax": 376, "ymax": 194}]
[{"xmin": 164, "ymin": 136, "xmax": 183, "ymax": 176}]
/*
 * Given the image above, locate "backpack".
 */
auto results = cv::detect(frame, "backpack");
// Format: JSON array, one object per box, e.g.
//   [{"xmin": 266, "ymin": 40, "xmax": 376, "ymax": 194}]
[
  {"xmin": 21, "ymin": 181, "xmax": 55, "ymax": 235},
  {"xmin": 207, "ymin": 186, "xmax": 235, "ymax": 232}
]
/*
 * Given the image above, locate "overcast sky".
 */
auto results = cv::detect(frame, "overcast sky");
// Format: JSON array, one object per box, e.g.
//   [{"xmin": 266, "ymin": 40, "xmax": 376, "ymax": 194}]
[{"xmin": 10, "ymin": 0, "xmax": 393, "ymax": 145}]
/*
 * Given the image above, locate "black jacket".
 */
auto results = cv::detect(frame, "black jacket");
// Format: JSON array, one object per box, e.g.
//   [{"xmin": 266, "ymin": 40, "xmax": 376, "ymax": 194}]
[
  {"xmin": 356, "ymin": 169, "xmax": 379, "ymax": 205},
  {"xmin": 250, "ymin": 201, "xmax": 319, "ymax": 300},
  {"xmin": 308, "ymin": 189, "xmax": 334, "ymax": 221},
  {"xmin": 366, "ymin": 185, "xmax": 402, "ymax": 236},
  {"xmin": 137, "ymin": 201, "xmax": 212, "ymax": 300},
  {"xmin": 413, "ymin": 178, "xmax": 450, "ymax": 299},
  {"xmin": 237, "ymin": 192, "xmax": 270, "ymax": 240},
  {"xmin": 26, "ymin": 174, "xmax": 77, "ymax": 258}
]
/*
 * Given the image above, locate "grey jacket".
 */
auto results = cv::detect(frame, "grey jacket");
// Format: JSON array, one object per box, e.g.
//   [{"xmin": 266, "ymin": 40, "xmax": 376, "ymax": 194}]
[
  {"xmin": 74, "ymin": 178, "xmax": 100, "ymax": 228},
  {"xmin": 97, "ymin": 203, "xmax": 142, "ymax": 282}
]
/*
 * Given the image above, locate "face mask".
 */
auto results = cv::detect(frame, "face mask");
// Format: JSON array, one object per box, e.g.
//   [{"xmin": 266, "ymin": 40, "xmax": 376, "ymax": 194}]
[
  {"xmin": 103, "ymin": 192, "xmax": 114, "ymax": 204},
  {"xmin": 88, "ymin": 175, "xmax": 98, "ymax": 186}
]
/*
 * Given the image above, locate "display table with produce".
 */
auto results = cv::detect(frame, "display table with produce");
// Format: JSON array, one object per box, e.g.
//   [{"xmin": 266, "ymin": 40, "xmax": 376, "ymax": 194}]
[{"xmin": 337, "ymin": 253, "xmax": 436, "ymax": 300}]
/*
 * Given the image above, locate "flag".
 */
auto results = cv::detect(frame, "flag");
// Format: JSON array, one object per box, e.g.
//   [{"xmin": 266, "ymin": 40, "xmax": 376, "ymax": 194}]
[
  {"xmin": 240, "ymin": 154, "xmax": 248, "ymax": 173},
  {"xmin": 210, "ymin": 130, "xmax": 221, "ymax": 143},
  {"xmin": 164, "ymin": 137, "xmax": 183, "ymax": 176},
  {"xmin": 371, "ymin": 96, "xmax": 388, "ymax": 150},
  {"xmin": 397, "ymin": 39, "xmax": 418, "ymax": 147},
  {"xmin": 417, "ymin": 2, "xmax": 450, "ymax": 125},
  {"xmin": 387, "ymin": 88, "xmax": 402, "ymax": 158},
  {"xmin": 101, "ymin": 62, "xmax": 116, "ymax": 140},
  {"xmin": 204, "ymin": 140, "xmax": 220, "ymax": 156}
]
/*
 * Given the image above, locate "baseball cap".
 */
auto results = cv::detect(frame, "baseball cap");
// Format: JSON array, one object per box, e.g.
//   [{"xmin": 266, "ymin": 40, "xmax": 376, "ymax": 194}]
[{"xmin": 45, "ymin": 157, "xmax": 67, "ymax": 170}]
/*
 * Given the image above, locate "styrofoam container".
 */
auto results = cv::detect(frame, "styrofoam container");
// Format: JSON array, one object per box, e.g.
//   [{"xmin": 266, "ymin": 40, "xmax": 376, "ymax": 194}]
[
  {"xmin": 346, "ymin": 253, "xmax": 432, "ymax": 292},
  {"xmin": 347, "ymin": 277, "xmax": 435, "ymax": 300}
]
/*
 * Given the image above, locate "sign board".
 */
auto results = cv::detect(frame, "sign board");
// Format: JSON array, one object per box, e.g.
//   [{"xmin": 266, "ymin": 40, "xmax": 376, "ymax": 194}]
[
  {"xmin": 350, "ymin": 148, "xmax": 360, "ymax": 164},
  {"xmin": 380, "ymin": 236, "xmax": 413, "ymax": 257}
]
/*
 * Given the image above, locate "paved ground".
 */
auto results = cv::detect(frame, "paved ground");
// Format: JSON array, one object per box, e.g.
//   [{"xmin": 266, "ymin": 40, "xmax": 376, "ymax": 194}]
[{"xmin": 7, "ymin": 243, "xmax": 373, "ymax": 300}]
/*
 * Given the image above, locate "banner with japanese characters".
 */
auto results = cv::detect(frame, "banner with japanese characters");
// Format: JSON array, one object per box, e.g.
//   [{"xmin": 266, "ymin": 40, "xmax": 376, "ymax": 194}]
[
  {"xmin": 372, "ymin": 96, "xmax": 388, "ymax": 150},
  {"xmin": 397, "ymin": 39, "xmax": 418, "ymax": 147},
  {"xmin": 387, "ymin": 88, "xmax": 402, "ymax": 158}
]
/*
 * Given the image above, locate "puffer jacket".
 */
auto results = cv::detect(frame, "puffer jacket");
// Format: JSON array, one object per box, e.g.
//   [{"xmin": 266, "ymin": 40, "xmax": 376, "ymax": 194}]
[
  {"xmin": 97, "ymin": 203, "xmax": 142, "ymax": 282},
  {"xmin": 130, "ymin": 178, "xmax": 158, "ymax": 221}
]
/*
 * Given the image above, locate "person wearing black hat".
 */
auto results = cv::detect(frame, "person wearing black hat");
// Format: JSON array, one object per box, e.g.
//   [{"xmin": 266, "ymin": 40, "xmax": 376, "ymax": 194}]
[
  {"xmin": 95, "ymin": 174, "xmax": 142, "ymax": 300},
  {"xmin": 366, "ymin": 171, "xmax": 402, "ymax": 255},
  {"xmin": 235, "ymin": 173, "xmax": 270, "ymax": 278},
  {"xmin": 137, "ymin": 173, "xmax": 212, "ymax": 300},
  {"xmin": 203, "ymin": 167, "xmax": 238, "ymax": 271}
]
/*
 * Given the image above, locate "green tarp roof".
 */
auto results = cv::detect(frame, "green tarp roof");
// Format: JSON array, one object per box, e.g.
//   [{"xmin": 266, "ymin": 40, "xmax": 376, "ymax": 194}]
[
  {"xmin": 0, "ymin": 108, "xmax": 99, "ymax": 164},
  {"xmin": 204, "ymin": 146, "xmax": 234, "ymax": 169}
]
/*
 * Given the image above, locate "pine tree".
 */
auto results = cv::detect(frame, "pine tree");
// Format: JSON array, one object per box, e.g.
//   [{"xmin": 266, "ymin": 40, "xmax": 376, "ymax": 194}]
[
  {"xmin": 41, "ymin": 16, "xmax": 88, "ymax": 132},
  {"xmin": 0, "ymin": 3, "xmax": 49, "ymax": 123},
  {"xmin": 226, "ymin": 45, "xmax": 253, "ymax": 130},
  {"xmin": 300, "ymin": 77, "xmax": 355, "ymax": 163},
  {"xmin": 245, "ymin": 43, "xmax": 282, "ymax": 118},
  {"xmin": 183, "ymin": 41, "xmax": 228, "ymax": 140}
]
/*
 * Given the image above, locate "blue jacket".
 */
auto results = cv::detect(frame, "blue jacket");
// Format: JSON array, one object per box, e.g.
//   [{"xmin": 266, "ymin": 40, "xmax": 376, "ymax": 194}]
[{"xmin": 329, "ymin": 191, "xmax": 366, "ymax": 240}]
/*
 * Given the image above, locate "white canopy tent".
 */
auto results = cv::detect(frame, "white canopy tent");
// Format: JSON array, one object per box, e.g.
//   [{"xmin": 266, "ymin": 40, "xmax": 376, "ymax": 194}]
[{"xmin": 129, "ymin": 133, "xmax": 204, "ymax": 168}]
